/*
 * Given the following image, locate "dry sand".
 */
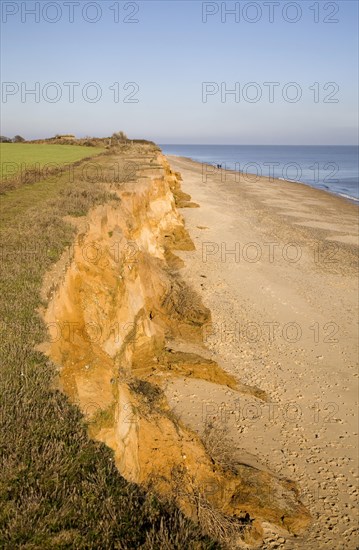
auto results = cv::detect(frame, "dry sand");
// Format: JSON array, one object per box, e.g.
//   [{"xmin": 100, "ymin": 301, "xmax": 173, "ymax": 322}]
[{"xmin": 165, "ymin": 156, "xmax": 359, "ymax": 549}]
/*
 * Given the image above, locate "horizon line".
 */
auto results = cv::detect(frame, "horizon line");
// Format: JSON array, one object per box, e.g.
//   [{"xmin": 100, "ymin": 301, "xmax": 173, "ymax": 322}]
[{"xmin": 159, "ymin": 143, "xmax": 358, "ymax": 147}]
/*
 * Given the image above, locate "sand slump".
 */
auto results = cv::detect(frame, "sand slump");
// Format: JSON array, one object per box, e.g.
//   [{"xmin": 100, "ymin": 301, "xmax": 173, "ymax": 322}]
[{"xmin": 43, "ymin": 153, "xmax": 310, "ymax": 545}]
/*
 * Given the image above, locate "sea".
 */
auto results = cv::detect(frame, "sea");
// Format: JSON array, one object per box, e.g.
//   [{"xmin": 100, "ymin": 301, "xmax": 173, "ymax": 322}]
[{"xmin": 160, "ymin": 145, "xmax": 359, "ymax": 204}]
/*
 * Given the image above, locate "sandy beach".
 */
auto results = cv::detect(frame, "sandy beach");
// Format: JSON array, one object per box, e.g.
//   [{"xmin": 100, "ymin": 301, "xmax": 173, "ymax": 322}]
[{"xmin": 164, "ymin": 155, "xmax": 359, "ymax": 549}]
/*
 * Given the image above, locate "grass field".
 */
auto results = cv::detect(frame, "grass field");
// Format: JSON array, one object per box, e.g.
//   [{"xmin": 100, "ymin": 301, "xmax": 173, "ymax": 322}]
[
  {"xmin": 0, "ymin": 143, "xmax": 104, "ymax": 167},
  {"xmin": 0, "ymin": 143, "xmax": 105, "ymax": 193},
  {"xmin": 0, "ymin": 144, "xmax": 218, "ymax": 549}
]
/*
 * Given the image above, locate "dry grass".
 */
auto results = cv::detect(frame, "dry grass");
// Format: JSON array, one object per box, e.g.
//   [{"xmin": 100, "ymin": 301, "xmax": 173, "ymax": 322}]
[
  {"xmin": 192, "ymin": 493, "xmax": 250, "ymax": 549},
  {"xmin": 0, "ymin": 145, "xmax": 219, "ymax": 549},
  {"xmin": 202, "ymin": 420, "xmax": 240, "ymax": 476},
  {"xmin": 169, "ymin": 468, "xmax": 252, "ymax": 550}
]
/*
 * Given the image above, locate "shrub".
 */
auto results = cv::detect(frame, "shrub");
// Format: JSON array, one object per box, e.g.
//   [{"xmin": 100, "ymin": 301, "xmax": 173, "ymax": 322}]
[{"xmin": 13, "ymin": 135, "xmax": 25, "ymax": 143}]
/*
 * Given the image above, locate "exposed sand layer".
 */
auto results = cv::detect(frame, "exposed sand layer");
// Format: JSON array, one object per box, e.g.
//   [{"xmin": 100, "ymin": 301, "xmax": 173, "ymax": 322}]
[
  {"xmin": 41, "ymin": 150, "xmax": 312, "ymax": 547},
  {"xmin": 165, "ymin": 156, "xmax": 359, "ymax": 549}
]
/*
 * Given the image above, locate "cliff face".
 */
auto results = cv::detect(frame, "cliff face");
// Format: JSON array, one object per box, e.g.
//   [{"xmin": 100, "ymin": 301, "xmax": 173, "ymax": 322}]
[{"xmin": 43, "ymin": 150, "xmax": 310, "ymax": 545}]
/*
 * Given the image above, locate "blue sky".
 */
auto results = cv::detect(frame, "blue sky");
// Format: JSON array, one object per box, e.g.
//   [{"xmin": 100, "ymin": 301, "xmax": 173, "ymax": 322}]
[{"xmin": 1, "ymin": 0, "xmax": 358, "ymax": 143}]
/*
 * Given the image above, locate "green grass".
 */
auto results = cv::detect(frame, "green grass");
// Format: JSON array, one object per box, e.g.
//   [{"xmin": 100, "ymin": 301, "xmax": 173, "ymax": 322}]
[
  {"xmin": 0, "ymin": 143, "xmax": 104, "ymax": 168},
  {"xmin": 0, "ymin": 143, "xmax": 106, "ymax": 193},
  {"xmin": 0, "ymin": 145, "xmax": 219, "ymax": 549}
]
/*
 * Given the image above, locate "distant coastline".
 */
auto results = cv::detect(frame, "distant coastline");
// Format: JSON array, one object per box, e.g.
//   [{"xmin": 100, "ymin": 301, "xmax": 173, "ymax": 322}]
[{"xmin": 160, "ymin": 144, "xmax": 359, "ymax": 205}]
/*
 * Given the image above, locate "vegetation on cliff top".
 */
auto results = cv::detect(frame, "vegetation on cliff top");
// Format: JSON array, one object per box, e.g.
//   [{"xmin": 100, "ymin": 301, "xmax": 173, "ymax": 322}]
[{"xmin": 0, "ymin": 143, "xmax": 219, "ymax": 549}]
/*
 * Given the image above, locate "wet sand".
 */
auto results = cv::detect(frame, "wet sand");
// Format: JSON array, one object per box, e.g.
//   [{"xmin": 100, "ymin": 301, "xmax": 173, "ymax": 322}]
[{"xmin": 164, "ymin": 155, "xmax": 359, "ymax": 549}]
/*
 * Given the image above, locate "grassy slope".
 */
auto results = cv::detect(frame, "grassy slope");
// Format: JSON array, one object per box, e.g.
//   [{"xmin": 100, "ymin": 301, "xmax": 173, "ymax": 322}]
[{"xmin": 0, "ymin": 145, "xmax": 218, "ymax": 549}]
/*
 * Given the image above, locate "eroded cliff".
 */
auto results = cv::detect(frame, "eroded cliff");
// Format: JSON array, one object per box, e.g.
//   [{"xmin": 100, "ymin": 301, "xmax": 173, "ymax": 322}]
[{"xmin": 43, "ymin": 149, "xmax": 310, "ymax": 546}]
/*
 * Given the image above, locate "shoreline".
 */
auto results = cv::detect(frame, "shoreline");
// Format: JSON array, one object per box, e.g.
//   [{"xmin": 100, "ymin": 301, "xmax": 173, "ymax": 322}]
[
  {"xmin": 164, "ymin": 153, "xmax": 359, "ymax": 549},
  {"xmin": 169, "ymin": 153, "xmax": 359, "ymax": 206}
]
